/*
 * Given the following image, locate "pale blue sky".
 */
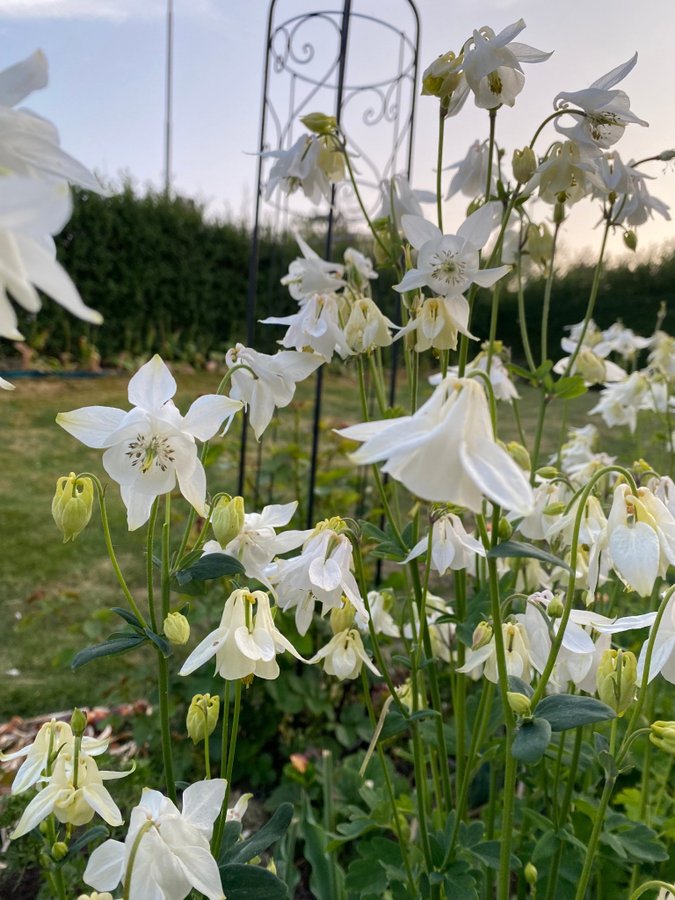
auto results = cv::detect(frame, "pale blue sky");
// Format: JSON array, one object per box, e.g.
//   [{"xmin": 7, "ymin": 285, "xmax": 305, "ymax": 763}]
[{"xmin": 1, "ymin": 0, "xmax": 673, "ymax": 262}]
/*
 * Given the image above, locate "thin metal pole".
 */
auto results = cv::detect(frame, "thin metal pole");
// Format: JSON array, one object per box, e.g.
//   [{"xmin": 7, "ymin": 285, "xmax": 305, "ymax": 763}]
[
  {"xmin": 163, "ymin": 0, "xmax": 174, "ymax": 195},
  {"xmin": 306, "ymin": 0, "xmax": 353, "ymax": 528}
]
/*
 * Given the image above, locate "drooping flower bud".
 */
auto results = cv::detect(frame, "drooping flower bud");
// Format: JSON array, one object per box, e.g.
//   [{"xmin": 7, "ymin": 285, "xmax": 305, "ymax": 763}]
[
  {"xmin": 623, "ymin": 230, "xmax": 637, "ymax": 251},
  {"xmin": 507, "ymin": 441, "xmax": 531, "ymax": 472},
  {"xmin": 300, "ymin": 112, "xmax": 338, "ymax": 135},
  {"xmin": 52, "ymin": 841, "xmax": 69, "ymax": 861},
  {"xmin": 596, "ymin": 649, "xmax": 637, "ymax": 717},
  {"xmin": 512, "ymin": 147, "xmax": 537, "ymax": 183},
  {"xmin": 330, "ymin": 600, "xmax": 355, "ymax": 635},
  {"xmin": 163, "ymin": 611, "xmax": 190, "ymax": 645},
  {"xmin": 186, "ymin": 693, "xmax": 220, "ymax": 744},
  {"xmin": 472, "ymin": 620, "xmax": 493, "ymax": 651},
  {"xmin": 211, "ymin": 495, "xmax": 245, "ymax": 546},
  {"xmin": 52, "ymin": 473, "xmax": 94, "ymax": 543},
  {"xmin": 524, "ymin": 863, "xmax": 538, "ymax": 886},
  {"xmin": 547, "ymin": 595, "xmax": 564, "ymax": 618},
  {"xmin": 507, "ymin": 691, "xmax": 532, "ymax": 717},
  {"xmin": 649, "ymin": 720, "xmax": 675, "ymax": 754}
]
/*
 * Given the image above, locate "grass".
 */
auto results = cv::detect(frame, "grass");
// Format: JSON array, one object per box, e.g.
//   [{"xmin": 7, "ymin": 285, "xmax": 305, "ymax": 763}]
[{"xmin": 0, "ymin": 363, "xmax": 664, "ymax": 721}]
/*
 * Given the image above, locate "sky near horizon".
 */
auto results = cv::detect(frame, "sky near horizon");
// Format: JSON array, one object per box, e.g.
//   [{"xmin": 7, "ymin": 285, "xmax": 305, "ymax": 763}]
[{"xmin": 1, "ymin": 0, "xmax": 674, "ymax": 265}]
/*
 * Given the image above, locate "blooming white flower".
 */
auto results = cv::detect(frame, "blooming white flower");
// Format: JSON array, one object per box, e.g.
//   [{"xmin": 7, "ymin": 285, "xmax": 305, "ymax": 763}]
[
  {"xmin": 337, "ymin": 376, "xmax": 534, "ymax": 515},
  {"xmin": 275, "ymin": 525, "xmax": 367, "ymax": 635},
  {"xmin": 179, "ymin": 589, "xmax": 304, "ymax": 681},
  {"xmin": 57, "ymin": 355, "xmax": 242, "ymax": 530},
  {"xmin": 343, "ymin": 296, "xmax": 394, "ymax": 354},
  {"xmin": 554, "ymin": 54, "xmax": 648, "ymax": 151},
  {"xmin": 83, "ymin": 780, "xmax": 226, "ymax": 900},
  {"xmin": 635, "ymin": 595, "xmax": 675, "ymax": 685},
  {"xmin": 445, "ymin": 140, "xmax": 495, "ymax": 199},
  {"xmin": 553, "ymin": 347, "xmax": 626, "ymax": 386},
  {"xmin": 460, "ymin": 19, "xmax": 552, "ymax": 111},
  {"xmin": 0, "ymin": 50, "xmax": 101, "ymax": 191},
  {"xmin": 405, "ymin": 513, "xmax": 485, "ymax": 575},
  {"xmin": 457, "ymin": 620, "xmax": 532, "ymax": 683},
  {"xmin": 0, "ymin": 177, "xmax": 103, "ymax": 340},
  {"xmin": 1, "ymin": 718, "xmax": 108, "ymax": 795},
  {"xmin": 262, "ymin": 292, "xmax": 351, "ymax": 361},
  {"xmin": 204, "ymin": 500, "xmax": 309, "ymax": 589},
  {"xmin": 398, "ymin": 294, "xmax": 474, "ymax": 352},
  {"xmin": 376, "ymin": 174, "xmax": 435, "ymax": 225},
  {"xmin": 280, "ymin": 233, "xmax": 345, "ymax": 300},
  {"xmin": 590, "ymin": 371, "xmax": 666, "ymax": 433},
  {"xmin": 599, "ymin": 321, "xmax": 652, "ymax": 361},
  {"xmin": 343, "ymin": 247, "xmax": 378, "ymax": 286},
  {"xmin": 11, "ymin": 749, "xmax": 124, "ymax": 839},
  {"xmin": 359, "ymin": 590, "xmax": 399, "ymax": 638},
  {"xmin": 516, "ymin": 478, "xmax": 568, "ymax": 542},
  {"xmin": 530, "ymin": 141, "xmax": 601, "ymax": 205},
  {"xmin": 310, "ymin": 628, "xmax": 379, "ymax": 680},
  {"xmin": 262, "ymin": 134, "xmax": 335, "ymax": 205},
  {"xmin": 434, "ymin": 347, "xmax": 519, "ymax": 402},
  {"xmin": 394, "ymin": 204, "xmax": 510, "ymax": 297},
  {"xmin": 226, "ymin": 343, "xmax": 322, "ymax": 440}
]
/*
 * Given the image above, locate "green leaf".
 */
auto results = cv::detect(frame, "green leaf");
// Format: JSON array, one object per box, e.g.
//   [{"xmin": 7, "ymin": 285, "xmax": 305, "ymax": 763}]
[
  {"xmin": 443, "ymin": 861, "xmax": 478, "ymax": 899},
  {"xmin": 345, "ymin": 858, "xmax": 388, "ymax": 895},
  {"xmin": 219, "ymin": 863, "xmax": 289, "ymax": 899},
  {"xmin": 109, "ymin": 607, "xmax": 143, "ymax": 629},
  {"xmin": 511, "ymin": 717, "xmax": 552, "ymax": 764},
  {"xmin": 143, "ymin": 627, "xmax": 171, "ymax": 658},
  {"xmin": 468, "ymin": 840, "xmax": 521, "ymax": 871},
  {"xmin": 552, "ymin": 375, "xmax": 587, "ymax": 400},
  {"xmin": 58, "ymin": 825, "xmax": 109, "ymax": 864},
  {"xmin": 71, "ymin": 633, "xmax": 147, "ymax": 669},
  {"xmin": 507, "ymin": 676, "xmax": 534, "ymax": 699},
  {"xmin": 535, "ymin": 694, "xmax": 615, "ymax": 731},
  {"xmin": 175, "ymin": 552, "xmax": 244, "ymax": 585},
  {"xmin": 221, "ymin": 803, "xmax": 293, "ymax": 865},
  {"xmin": 487, "ymin": 540, "xmax": 572, "ymax": 573}
]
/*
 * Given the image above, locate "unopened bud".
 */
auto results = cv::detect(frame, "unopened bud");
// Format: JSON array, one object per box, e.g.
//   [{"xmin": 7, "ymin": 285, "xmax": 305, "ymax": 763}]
[
  {"xmin": 526, "ymin": 223, "xmax": 554, "ymax": 266},
  {"xmin": 163, "ymin": 611, "xmax": 190, "ymax": 645},
  {"xmin": 472, "ymin": 621, "xmax": 493, "ymax": 651},
  {"xmin": 547, "ymin": 595, "xmax": 564, "ymax": 618},
  {"xmin": 290, "ymin": 753, "xmax": 309, "ymax": 774},
  {"xmin": 597, "ymin": 649, "xmax": 637, "ymax": 717},
  {"xmin": 498, "ymin": 517, "xmax": 513, "ymax": 541},
  {"xmin": 70, "ymin": 707, "xmax": 87, "ymax": 737},
  {"xmin": 658, "ymin": 149, "xmax": 675, "ymax": 161},
  {"xmin": 52, "ymin": 473, "xmax": 94, "ymax": 543},
  {"xmin": 507, "ymin": 441, "xmax": 531, "ymax": 472},
  {"xmin": 211, "ymin": 495, "xmax": 245, "ymax": 547},
  {"xmin": 623, "ymin": 230, "xmax": 637, "ymax": 251},
  {"xmin": 649, "ymin": 720, "xmax": 675, "ymax": 754},
  {"xmin": 186, "ymin": 693, "xmax": 220, "ymax": 744},
  {"xmin": 51, "ymin": 841, "xmax": 68, "ymax": 861},
  {"xmin": 524, "ymin": 862, "xmax": 538, "ymax": 886},
  {"xmin": 512, "ymin": 147, "xmax": 537, "ymax": 184},
  {"xmin": 300, "ymin": 112, "xmax": 337, "ymax": 135},
  {"xmin": 536, "ymin": 466, "xmax": 558, "ymax": 479},
  {"xmin": 633, "ymin": 458, "xmax": 654, "ymax": 476},
  {"xmin": 543, "ymin": 502, "xmax": 567, "ymax": 517},
  {"xmin": 507, "ymin": 692, "xmax": 532, "ymax": 717},
  {"xmin": 330, "ymin": 601, "xmax": 355, "ymax": 635}
]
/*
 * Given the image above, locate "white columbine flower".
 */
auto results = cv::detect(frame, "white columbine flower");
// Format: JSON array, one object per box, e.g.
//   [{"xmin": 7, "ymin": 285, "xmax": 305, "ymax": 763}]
[
  {"xmin": 458, "ymin": 620, "xmax": 532, "ymax": 683},
  {"xmin": 280, "ymin": 233, "xmax": 345, "ymax": 300},
  {"xmin": 445, "ymin": 140, "xmax": 495, "ymax": 199},
  {"xmin": 343, "ymin": 296, "xmax": 394, "ymax": 354},
  {"xmin": 226, "ymin": 343, "xmax": 322, "ymax": 440},
  {"xmin": 310, "ymin": 628, "xmax": 380, "ymax": 680},
  {"xmin": 179, "ymin": 589, "xmax": 304, "ymax": 681},
  {"xmin": 554, "ymin": 54, "xmax": 648, "ymax": 151},
  {"xmin": 460, "ymin": 19, "xmax": 552, "ymax": 111},
  {"xmin": 83, "ymin": 780, "xmax": 226, "ymax": 900},
  {"xmin": 394, "ymin": 204, "xmax": 510, "ymax": 297},
  {"xmin": 337, "ymin": 376, "xmax": 534, "ymax": 516},
  {"xmin": 405, "ymin": 513, "xmax": 485, "ymax": 575},
  {"xmin": 262, "ymin": 134, "xmax": 332, "ymax": 205},
  {"xmin": 589, "ymin": 371, "xmax": 663, "ymax": 433},
  {"xmin": 11, "ymin": 750, "xmax": 124, "ymax": 839},
  {"xmin": 261, "ymin": 292, "xmax": 351, "ymax": 361},
  {"xmin": 57, "ymin": 355, "xmax": 242, "ymax": 530},
  {"xmin": 398, "ymin": 294, "xmax": 474, "ymax": 352}
]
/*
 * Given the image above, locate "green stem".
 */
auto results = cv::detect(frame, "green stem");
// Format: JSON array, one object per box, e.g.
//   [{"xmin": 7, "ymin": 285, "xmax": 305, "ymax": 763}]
[
  {"xmin": 340, "ymin": 136, "xmax": 393, "ymax": 261},
  {"xmin": 540, "ymin": 223, "xmax": 561, "ymax": 365},
  {"xmin": 630, "ymin": 882, "xmax": 675, "ymax": 900},
  {"xmin": 436, "ymin": 108, "xmax": 445, "ymax": 231},
  {"xmin": 146, "ymin": 497, "xmax": 159, "ymax": 632},
  {"xmin": 123, "ymin": 820, "xmax": 154, "ymax": 900},
  {"xmin": 212, "ymin": 679, "xmax": 242, "ymax": 857},
  {"xmin": 574, "ymin": 774, "xmax": 615, "ymax": 900},
  {"xmin": 516, "ymin": 236, "xmax": 537, "ymax": 373},
  {"xmin": 158, "ymin": 493, "xmax": 176, "ymax": 802}
]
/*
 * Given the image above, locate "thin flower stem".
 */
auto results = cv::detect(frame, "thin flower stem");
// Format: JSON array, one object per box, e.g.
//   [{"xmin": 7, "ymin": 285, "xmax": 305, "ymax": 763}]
[
  {"xmin": 146, "ymin": 498, "xmax": 159, "ymax": 632},
  {"xmin": 210, "ymin": 680, "xmax": 231, "ymax": 856},
  {"xmin": 122, "ymin": 820, "xmax": 154, "ymax": 900},
  {"xmin": 630, "ymin": 881, "xmax": 675, "ymax": 900},
  {"xmin": 44, "ymin": 817, "xmax": 67, "ymax": 900},
  {"xmin": 158, "ymin": 493, "xmax": 176, "ymax": 803},
  {"xmin": 212, "ymin": 679, "xmax": 242, "ymax": 857},
  {"xmin": 339, "ymin": 136, "xmax": 393, "ymax": 261},
  {"xmin": 573, "ymin": 774, "xmax": 616, "ymax": 900},
  {"xmin": 544, "ymin": 726, "xmax": 585, "ymax": 900},
  {"xmin": 540, "ymin": 222, "xmax": 561, "ymax": 365},
  {"xmin": 436, "ymin": 108, "xmax": 445, "ymax": 231},
  {"xmin": 516, "ymin": 234, "xmax": 537, "ymax": 373},
  {"xmin": 81, "ymin": 473, "xmax": 148, "ymax": 628}
]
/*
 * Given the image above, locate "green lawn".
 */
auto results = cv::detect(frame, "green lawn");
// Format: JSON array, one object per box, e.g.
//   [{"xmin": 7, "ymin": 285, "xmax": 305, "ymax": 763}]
[{"xmin": 0, "ymin": 365, "xmax": 661, "ymax": 720}]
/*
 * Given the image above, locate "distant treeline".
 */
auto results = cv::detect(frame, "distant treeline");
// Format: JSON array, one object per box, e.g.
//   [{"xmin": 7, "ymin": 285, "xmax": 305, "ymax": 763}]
[{"xmin": 11, "ymin": 185, "xmax": 675, "ymax": 367}]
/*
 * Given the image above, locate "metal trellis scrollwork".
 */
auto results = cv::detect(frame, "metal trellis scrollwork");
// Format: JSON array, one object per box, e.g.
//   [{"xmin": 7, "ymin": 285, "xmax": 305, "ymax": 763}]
[{"xmin": 240, "ymin": 0, "xmax": 420, "ymax": 526}]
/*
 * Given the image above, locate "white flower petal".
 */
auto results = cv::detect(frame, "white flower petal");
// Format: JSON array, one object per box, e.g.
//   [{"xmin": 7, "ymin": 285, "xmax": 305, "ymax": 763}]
[
  {"xmin": 127, "ymin": 355, "xmax": 176, "ymax": 410},
  {"xmin": 181, "ymin": 779, "xmax": 227, "ymax": 837},
  {"xmin": 401, "ymin": 214, "xmax": 441, "ymax": 250},
  {"xmin": 179, "ymin": 627, "xmax": 229, "ymax": 676},
  {"xmin": 183, "ymin": 394, "xmax": 242, "ymax": 441},
  {"xmin": 83, "ymin": 839, "xmax": 126, "ymax": 892}
]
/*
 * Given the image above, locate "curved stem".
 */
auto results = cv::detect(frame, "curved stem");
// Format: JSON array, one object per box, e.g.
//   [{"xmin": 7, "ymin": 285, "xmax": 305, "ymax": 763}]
[{"xmin": 122, "ymin": 820, "xmax": 154, "ymax": 900}]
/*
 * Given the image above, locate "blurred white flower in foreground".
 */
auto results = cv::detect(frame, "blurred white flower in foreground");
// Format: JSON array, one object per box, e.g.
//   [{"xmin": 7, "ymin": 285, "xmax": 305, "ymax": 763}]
[
  {"xmin": 338, "ymin": 376, "xmax": 534, "ymax": 515},
  {"xmin": 57, "ymin": 355, "xmax": 241, "ymax": 529},
  {"xmin": 84, "ymin": 780, "xmax": 226, "ymax": 900}
]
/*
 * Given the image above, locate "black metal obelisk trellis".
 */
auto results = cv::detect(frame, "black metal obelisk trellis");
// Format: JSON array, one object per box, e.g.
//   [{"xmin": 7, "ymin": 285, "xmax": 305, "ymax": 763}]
[{"xmin": 240, "ymin": 0, "xmax": 420, "ymax": 526}]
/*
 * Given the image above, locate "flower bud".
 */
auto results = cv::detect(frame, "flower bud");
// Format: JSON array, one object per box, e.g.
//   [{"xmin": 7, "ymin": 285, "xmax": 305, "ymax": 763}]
[
  {"xmin": 330, "ymin": 600, "xmax": 355, "ymax": 635},
  {"xmin": 186, "ymin": 693, "xmax": 220, "ymax": 744},
  {"xmin": 498, "ymin": 517, "xmax": 513, "ymax": 541},
  {"xmin": 623, "ymin": 230, "xmax": 637, "ymax": 251},
  {"xmin": 543, "ymin": 502, "xmax": 567, "ymax": 517},
  {"xmin": 472, "ymin": 621, "xmax": 493, "ymax": 651},
  {"xmin": 649, "ymin": 721, "xmax": 675, "ymax": 754},
  {"xmin": 547, "ymin": 595, "xmax": 564, "ymax": 618},
  {"xmin": 526, "ymin": 224, "xmax": 554, "ymax": 267},
  {"xmin": 507, "ymin": 441, "xmax": 531, "ymax": 472},
  {"xmin": 52, "ymin": 473, "xmax": 94, "ymax": 543},
  {"xmin": 512, "ymin": 147, "xmax": 537, "ymax": 184},
  {"xmin": 658, "ymin": 149, "xmax": 675, "ymax": 161},
  {"xmin": 597, "ymin": 649, "xmax": 637, "ymax": 717},
  {"xmin": 290, "ymin": 753, "xmax": 309, "ymax": 774},
  {"xmin": 536, "ymin": 466, "xmax": 558, "ymax": 479},
  {"xmin": 524, "ymin": 862, "xmax": 537, "ymax": 886},
  {"xmin": 163, "ymin": 611, "xmax": 190, "ymax": 645},
  {"xmin": 507, "ymin": 692, "xmax": 532, "ymax": 717},
  {"xmin": 211, "ymin": 495, "xmax": 245, "ymax": 547},
  {"xmin": 300, "ymin": 112, "xmax": 337, "ymax": 135},
  {"xmin": 633, "ymin": 458, "xmax": 654, "ymax": 476},
  {"xmin": 51, "ymin": 841, "xmax": 69, "ymax": 861},
  {"xmin": 70, "ymin": 707, "xmax": 88, "ymax": 736}
]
